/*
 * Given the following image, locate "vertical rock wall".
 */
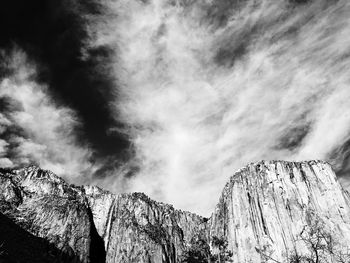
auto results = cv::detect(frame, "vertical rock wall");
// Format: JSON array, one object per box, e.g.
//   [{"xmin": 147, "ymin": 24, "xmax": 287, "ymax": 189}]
[
  {"xmin": 85, "ymin": 190, "xmax": 207, "ymax": 263},
  {"xmin": 208, "ymin": 160, "xmax": 350, "ymax": 262},
  {"xmin": 0, "ymin": 160, "xmax": 350, "ymax": 262},
  {"xmin": 0, "ymin": 166, "xmax": 206, "ymax": 263}
]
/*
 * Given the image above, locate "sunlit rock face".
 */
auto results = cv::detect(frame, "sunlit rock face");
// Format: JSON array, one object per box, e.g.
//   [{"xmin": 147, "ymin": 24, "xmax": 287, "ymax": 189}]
[
  {"xmin": 84, "ymin": 187, "xmax": 207, "ymax": 262},
  {"xmin": 0, "ymin": 160, "xmax": 350, "ymax": 262},
  {"xmin": 208, "ymin": 160, "xmax": 350, "ymax": 262},
  {"xmin": 0, "ymin": 166, "xmax": 94, "ymax": 263},
  {"xmin": 0, "ymin": 166, "xmax": 206, "ymax": 263}
]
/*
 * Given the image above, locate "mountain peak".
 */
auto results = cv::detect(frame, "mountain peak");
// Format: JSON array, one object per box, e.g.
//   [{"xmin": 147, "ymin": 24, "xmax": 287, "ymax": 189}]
[
  {"xmin": 210, "ymin": 159, "xmax": 350, "ymax": 262},
  {"xmin": 11, "ymin": 165, "xmax": 65, "ymax": 184},
  {"xmin": 0, "ymin": 160, "xmax": 349, "ymax": 262}
]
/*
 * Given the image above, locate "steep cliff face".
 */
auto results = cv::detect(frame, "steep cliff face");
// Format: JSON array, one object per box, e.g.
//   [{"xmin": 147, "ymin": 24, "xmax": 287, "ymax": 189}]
[
  {"xmin": 84, "ymin": 187, "xmax": 207, "ymax": 262},
  {"xmin": 0, "ymin": 160, "xmax": 349, "ymax": 263},
  {"xmin": 208, "ymin": 160, "xmax": 350, "ymax": 262},
  {"xmin": 0, "ymin": 166, "xmax": 206, "ymax": 263},
  {"xmin": 0, "ymin": 166, "xmax": 95, "ymax": 263}
]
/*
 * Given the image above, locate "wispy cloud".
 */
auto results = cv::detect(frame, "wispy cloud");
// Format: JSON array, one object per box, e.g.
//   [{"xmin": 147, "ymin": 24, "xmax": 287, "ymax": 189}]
[
  {"xmin": 2, "ymin": 0, "xmax": 350, "ymax": 215},
  {"xmin": 0, "ymin": 48, "xmax": 97, "ymax": 183},
  {"xmin": 85, "ymin": 0, "xmax": 350, "ymax": 215}
]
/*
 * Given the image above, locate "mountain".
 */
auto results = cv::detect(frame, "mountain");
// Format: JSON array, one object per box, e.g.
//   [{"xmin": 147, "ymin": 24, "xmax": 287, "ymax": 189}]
[
  {"xmin": 208, "ymin": 160, "xmax": 350, "ymax": 262},
  {"xmin": 0, "ymin": 160, "xmax": 349, "ymax": 262}
]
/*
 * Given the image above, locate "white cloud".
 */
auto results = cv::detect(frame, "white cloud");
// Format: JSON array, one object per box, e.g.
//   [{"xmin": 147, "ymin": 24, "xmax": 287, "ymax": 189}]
[
  {"xmin": 86, "ymin": 0, "xmax": 350, "ymax": 215},
  {"xmin": 0, "ymin": 48, "xmax": 97, "ymax": 183},
  {"xmin": 2, "ymin": 1, "xmax": 349, "ymax": 216}
]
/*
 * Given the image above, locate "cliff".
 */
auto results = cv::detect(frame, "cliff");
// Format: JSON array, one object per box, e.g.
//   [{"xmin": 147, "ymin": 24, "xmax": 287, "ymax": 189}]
[
  {"xmin": 0, "ymin": 160, "xmax": 349, "ymax": 262},
  {"xmin": 208, "ymin": 160, "xmax": 350, "ymax": 262},
  {"xmin": 0, "ymin": 166, "xmax": 206, "ymax": 263},
  {"xmin": 84, "ymin": 188, "xmax": 207, "ymax": 262}
]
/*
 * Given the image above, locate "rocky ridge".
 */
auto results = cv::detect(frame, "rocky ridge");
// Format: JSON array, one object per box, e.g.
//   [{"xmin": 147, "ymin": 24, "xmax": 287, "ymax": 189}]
[
  {"xmin": 0, "ymin": 160, "xmax": 349, "ymax": 262},
  {"xmin": 0, "ymin": 165, "xmax": 206, "ymax": 263},
  {"xmin": 208, "ymin": 160, "xmax": 350, "ymax": 262}
]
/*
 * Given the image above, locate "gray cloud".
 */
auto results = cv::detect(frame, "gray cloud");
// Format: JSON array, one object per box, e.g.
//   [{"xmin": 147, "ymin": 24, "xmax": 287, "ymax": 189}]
[
  {"xmin": 0, "ymin": 48, "xmax": 99, "ymax": 183},
  {"xmin": 86, "ymin": 0, "xmax": 350, "ymax": 215},
  {"xmin": 2, "ymin": 0, "xmax": 350, "ymax": 216}
]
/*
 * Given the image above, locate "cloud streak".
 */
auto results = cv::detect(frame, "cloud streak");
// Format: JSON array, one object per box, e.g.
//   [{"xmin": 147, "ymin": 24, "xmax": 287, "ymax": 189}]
[
  {"xmin": 0, "ymin": 48, "xmax": 98, "ymax": 183},
  {"xmin": 3, "ymin": 0, "xmax": 350, "ymax": 216},
  {"xmin": 87, "ymin": 0, "xmax": 350, "ymax": 215}
]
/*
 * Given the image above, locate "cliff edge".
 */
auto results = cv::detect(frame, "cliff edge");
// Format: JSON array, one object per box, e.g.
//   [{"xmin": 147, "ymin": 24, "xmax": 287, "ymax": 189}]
[{"xmin": 0, "ymin": 160, "xmax": 349, "ymax": 262}]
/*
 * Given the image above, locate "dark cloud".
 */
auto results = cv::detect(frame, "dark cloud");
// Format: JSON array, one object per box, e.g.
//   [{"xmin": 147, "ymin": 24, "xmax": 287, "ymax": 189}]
[
  {"xmin": 0, "ymin": 0, "xmax": 130, "ymax": 162},
  {"xmin": 0, "ymin": 96, "xmax": 26, "ymax": 160},
  {"xmin": 0, "ymin": 96, "xmax": 24, "ymax": 113},
  {"xmin": 289, "ymin": 0, "xmax": 312, "ymax": 4},
  {"xmin": 328, "ymin": 138, "xmax": 350, "ymax": 177},
  {"xmin": 276, "ymin": 124, "xmax": 311, "ymax": 151},
  {"xmin": 213, "ymin": 31, "xmax": 251, "ymax": 67},
  {"xmin": 202, "ymin": 0, "xmax": 248, "ymax": 28}
]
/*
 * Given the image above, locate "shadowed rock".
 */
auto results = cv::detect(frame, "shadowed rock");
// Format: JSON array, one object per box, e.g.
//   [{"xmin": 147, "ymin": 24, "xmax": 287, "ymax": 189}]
[{"xmin": 0, "ymin": 161, "xmax": 350, "ymax": 262}]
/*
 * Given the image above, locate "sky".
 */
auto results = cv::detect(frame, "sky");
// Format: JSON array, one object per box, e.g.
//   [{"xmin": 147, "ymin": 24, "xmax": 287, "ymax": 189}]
[{"xmin": 1, "ymin": 0, "xmax": 350, "ymax": 215}]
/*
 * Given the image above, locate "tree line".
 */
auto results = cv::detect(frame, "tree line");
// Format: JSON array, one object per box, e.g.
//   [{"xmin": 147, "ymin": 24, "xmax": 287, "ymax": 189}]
[{"xmin": 181, "ymin": 209, "xmax": 350, "ymax": 263}]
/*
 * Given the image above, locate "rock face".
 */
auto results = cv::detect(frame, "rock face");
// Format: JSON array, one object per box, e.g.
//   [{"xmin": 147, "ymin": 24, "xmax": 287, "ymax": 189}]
[
  {"xmin": 0, "ymin": 160, "xmax": 349, "ymax": 262},
  {"xmin": 84, "ymin": 188, "xmax": 207, "ymax": 262},
  {"xmin": 0, "ymin": 166, "xmax": 99, "ymax": 263},
  {"xmin": 0, "ymin": 166, "xmax": 206, "ymax": 263},
  {"xmin": 208, "ymin": 160, "xmax": 350, "ymax": 262}
]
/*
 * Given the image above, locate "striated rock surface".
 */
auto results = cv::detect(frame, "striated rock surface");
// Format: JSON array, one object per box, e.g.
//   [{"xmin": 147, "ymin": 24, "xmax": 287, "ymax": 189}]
[
  {"xmin": 84, "ymin": 187, "xmax": 207, "ymax": 262},
  {"xmin": 0, "ymin": 166, "xmax": 97, "ymax": 263},
  {"xmin": 208, "ymin": 160, "xmax": 350, "ymax": 262},
  {"xmin": 0, "ymin": 166, "xmax": 206, "ymax": 263},
  {"xmin": 0, "ymin": 160, "xmax": 350, "ymax": 262}
]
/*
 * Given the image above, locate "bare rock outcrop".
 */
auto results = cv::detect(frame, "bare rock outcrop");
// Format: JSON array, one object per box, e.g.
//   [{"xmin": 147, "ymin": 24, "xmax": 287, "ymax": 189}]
[
  {"xmin": 0, "ymin": 160, "xmax": 349, "ymax": 262},
  {"xmin": 0, "ymin": 166, "xmax": 206, "ymax": 263},
  {"xmin": 208, "ymin": 160, "xmax": 350, "ymax": 262}
]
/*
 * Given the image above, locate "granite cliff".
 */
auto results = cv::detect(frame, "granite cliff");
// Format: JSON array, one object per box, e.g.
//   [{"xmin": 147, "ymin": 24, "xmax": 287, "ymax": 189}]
[
  {"xmin": 0, "ymin": 160, "xmax": 349, "ymax": 262},
  {"xmin": 0, "ymin": 165, "xmax": 206, "ymax": 263},
  {"xmin": 208, "ymin": 160, "xmax": 350, "ymax": 262}
]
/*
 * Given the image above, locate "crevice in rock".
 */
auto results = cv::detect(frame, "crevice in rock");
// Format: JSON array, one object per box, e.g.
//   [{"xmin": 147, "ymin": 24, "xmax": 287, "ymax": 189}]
[
  {"xmin": 161, "ymin": 244, "xmax": 170, "ymax": 263},
  {"xmin": 257, "ymin": 197, "xmax": 268, "ymax": 236},
  {"xmin": 87, "ymin": 207, "xmax": 106, "ymax": 263}
]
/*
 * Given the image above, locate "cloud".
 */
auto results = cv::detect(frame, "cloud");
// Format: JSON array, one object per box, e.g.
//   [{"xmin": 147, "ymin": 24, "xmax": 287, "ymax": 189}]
[
  {"xmin": 83, "ymin": 0, "xmax": 350, "ymax": 215},
  {"xmin": 2, "ymin": 0, "xmax": 350, "ymax": 216},
  {"xmin": 0, "ymin": 48, "xmax": 98, "ymax": 183}
]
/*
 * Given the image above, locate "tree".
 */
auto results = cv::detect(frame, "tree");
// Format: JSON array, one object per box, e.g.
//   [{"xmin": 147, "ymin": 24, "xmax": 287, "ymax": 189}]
[
  {"xmin": 256, "ymin": 210, "xmax": 350, "ymax": 263},
  {"xmin": 180, "ymin": 236, "xmax": 233, "ymax": 263},
  {"xmin": 296, "ymin": 212, "xmax": 334, "ymax": 263},
  {"xmin": 290, "ymin": 210, "xmax": 350, "ymax": 263},
  {"xmin": 211, "ymin": 236, "xmax": 233, "ymax": 263},
  {"xmin": 180, "ymin": 236, "xmax": 211, "ymax": 263}
]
